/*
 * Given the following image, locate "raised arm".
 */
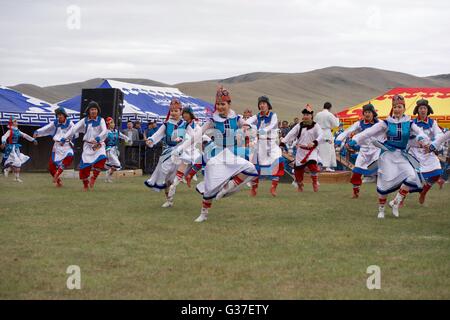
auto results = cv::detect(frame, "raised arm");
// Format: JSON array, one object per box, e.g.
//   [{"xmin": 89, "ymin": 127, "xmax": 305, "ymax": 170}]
[
  {"xmin": 34, "ymin": 122, "xmax": 55, "ymax": 138},
  {"xmin": 244, "ymin": 115, "xmax": 257, "ymax": 128},
  {"xmin": 19, "ymin": 130, "xmax": 36, "ymax": 142},
  {"xmin": 281, "ymin": 124, "xmax": 299, "ymax": 145},
  {"xmin": 335, "ymin": 122, "xmax": 359, "ymax": 144},
  {"xmin": 432, "ymin": 130, "xmax": 450, "ymax": 149},
  {"xmin": 146, "ymin": 123, "xmax": 166, "ymax": 146},
  {"xmin": 119, "ymin": 131, "xmax": 130, "ymax": 142},
  {"xmin": 352, "ymin": 121, "xmax": 387, "ymax": 145}
]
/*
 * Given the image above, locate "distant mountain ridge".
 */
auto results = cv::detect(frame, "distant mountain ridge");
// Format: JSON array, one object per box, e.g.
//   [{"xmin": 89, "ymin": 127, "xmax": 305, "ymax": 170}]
[{"xmin": 8, "ymin": 67, "xmax": 450, "ymax": 121}]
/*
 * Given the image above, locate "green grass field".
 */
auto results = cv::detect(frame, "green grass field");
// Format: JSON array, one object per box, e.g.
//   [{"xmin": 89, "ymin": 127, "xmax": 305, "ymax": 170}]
[{"xmin": 0, "ymin": 173, "xmax": 449, "ymax": 299}]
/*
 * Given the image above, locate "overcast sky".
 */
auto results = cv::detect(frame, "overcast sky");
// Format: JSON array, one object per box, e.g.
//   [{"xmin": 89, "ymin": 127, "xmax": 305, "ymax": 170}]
[{"xmin": 1, "ymin": 0, "xmax": 449, "ymax": 86}]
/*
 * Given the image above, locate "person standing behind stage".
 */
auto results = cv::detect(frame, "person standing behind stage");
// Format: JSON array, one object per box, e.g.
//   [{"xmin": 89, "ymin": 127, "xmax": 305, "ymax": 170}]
[
  {"xmin": 315, "ymin": 102, "xmax": 340, "ymax": 172},
  {"xmin": 122, "ymin": 121, "xmax": 139, "ymax": 143}
]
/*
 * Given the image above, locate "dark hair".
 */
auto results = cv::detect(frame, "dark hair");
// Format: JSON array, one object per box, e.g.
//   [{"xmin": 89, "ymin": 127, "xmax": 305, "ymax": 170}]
[{"xmin": 324, "ymin": 102, "xmax": 332, "ymax": 109}]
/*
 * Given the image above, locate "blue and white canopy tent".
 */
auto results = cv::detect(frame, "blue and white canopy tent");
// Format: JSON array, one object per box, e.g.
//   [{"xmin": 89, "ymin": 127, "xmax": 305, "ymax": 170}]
[
  {"xmin": 0, "ymin": 86, "xmax": 78, "ymax": 126},
  {"xmin": 57, "ymin": 79, "xmax": 214, "ymax": 124}
]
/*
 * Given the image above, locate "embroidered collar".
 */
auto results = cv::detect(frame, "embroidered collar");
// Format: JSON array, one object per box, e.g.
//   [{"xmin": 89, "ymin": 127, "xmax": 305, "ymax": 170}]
[
  {"xmin": 86, "ymin": 116, "xmax": 102, "ymax": 126},
  {"xmin": 387, "ymin": 115, "xmax": 411, "ymax": 123},
  {"xmin": 55, "ymin": 118, "xmax": 71, "ymax": 129},
  {"xmin": 212, "ymin": 110, "xmax": 237, "ymax": 123},
  {"xmin": 416, "ymin": 117, "xmax": 429, "ymax": 123}
]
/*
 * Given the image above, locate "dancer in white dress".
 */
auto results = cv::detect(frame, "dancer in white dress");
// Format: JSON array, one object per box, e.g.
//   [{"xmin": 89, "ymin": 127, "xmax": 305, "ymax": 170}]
[
  {"xmin": 408, "ymin": 99, "xmax": 443, "ymax": 204},
  {"xmin": 245, "ymin": 96, "xmax": 284, "ymax": 197},
  {"xmin": 348, "ymin": 95, "xmax": 427, "ymax": 218},
  {"xmin": 33, "ymin": 107, "xmax": 75, "ymax": 187},
  {"xmin": 167, "ymin": 106, "xmax": 202, "ymax": 198},
  {"xmin": 280, "ymin": 105, "xmax": 323, "ymax": 192},
  {"xmin": 104, "ymin": 117, "xmax": 130, "ymax": 183},
  {"xmin": 144, "ymin": 98, "xmax": 186, "ymax": 208},
  {"xmin": 193, "ymin": 87, "xmax": 258, "ymax": 222},
  {"xmin": 1, "ymin": 117, "xmax": 37, "ymax": 182},
  {"xmin": 61, "ymin": 101, "xmax": 108, "ymax": 191},
  {"xmin": 335, "ymin": 103, "xmax": 383, "ymax": 198}
]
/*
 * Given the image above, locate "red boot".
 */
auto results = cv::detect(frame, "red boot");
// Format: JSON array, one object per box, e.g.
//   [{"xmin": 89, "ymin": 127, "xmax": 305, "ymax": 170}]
[
  {"xmin": 250, "ymin": 178, "xmax": 258, "ymax": 197},
  {"xmin": 250, "ymin": 185, "xmax": 258, "ymax": 197},
  {"xmin": 53, "ymin": 167, "xmax": 64, "ymax": 183},
  {"xmin": 419, "ymin": 184, "xmax": 432, "ymax": 204},
  {"xmin": 352, "ymin": 186, "xmax": 360, "ymax": 199},
  {"xmin": 311, "ymin": 175, "xmax": 319, "ymax": 192},
  {"xmin": 270, "ymin": 180, "xmax": 278, "ymax": 197},
  {"xmin": 82, "ymin": 179, "xmax": 89, "ymax": 191},
  {"xmin": 185, "ymin": 173, "xmax": 194, "ymax": 188},
  {"xmin": 437, "ymin": 178, "xmax": 445, "ymax": 190},
  {"xmin": 56, "ymin": 178, "xmax": 63, "ymax": 188}
]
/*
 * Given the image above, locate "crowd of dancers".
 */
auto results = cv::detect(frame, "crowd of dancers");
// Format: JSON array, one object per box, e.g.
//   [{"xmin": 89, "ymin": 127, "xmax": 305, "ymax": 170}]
[{"xmin": 1, "ymin": 87, "xmax": 449, "ymax": 222}]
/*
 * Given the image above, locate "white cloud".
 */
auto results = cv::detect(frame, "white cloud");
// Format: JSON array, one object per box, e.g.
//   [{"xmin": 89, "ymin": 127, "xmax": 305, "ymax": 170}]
[{"xmin": 0, "ymin": 0, "xmax": 449, "ymax": 86}]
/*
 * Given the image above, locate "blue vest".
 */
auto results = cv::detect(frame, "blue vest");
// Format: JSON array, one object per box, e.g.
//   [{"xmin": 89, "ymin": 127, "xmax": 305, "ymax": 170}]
[
  {"xmin": 256, "ymin": 112, "xmax": 273, "ymax": 129},
  {"xmin": 413, "ymin": 117, "xmax": 434, "ymax": 130},
  {"xmin": 212, "ymin": 115, "xmax": 240, "ymax": 148},
  {"xmin": 384, "ymin": 119, "xmax": 412, "ymax": 150},
  {"xmin": 10, "ymin": 128, "xmax": 21, "ymax": 144},
  {"xmin": 164, "ymin": 120, "xmax": 185, "ymax": 147},
  {"xmin": 106, "ymin": 130, "xmax": 119, "ymax": 148}
]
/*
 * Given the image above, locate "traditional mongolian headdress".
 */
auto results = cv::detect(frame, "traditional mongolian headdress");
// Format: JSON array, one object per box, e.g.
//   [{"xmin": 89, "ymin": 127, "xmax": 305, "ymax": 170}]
[
  {"xmin": 215, "ymin": 86, "xmax": 231, "ymax": 111},
  {"xmin": 390, "ymin": 94, "xmax": 405, "ymax": 116},
  {"xmin": 165, "ymin": 98, "xmax": 183, "ymax": 121},
  {"xmin": 302, "ymin": 104, "xmax": 314, "ymax": 115},
  {"xmin": 105, "ymin": 117, "xmax": 114, "ymax": 128}
]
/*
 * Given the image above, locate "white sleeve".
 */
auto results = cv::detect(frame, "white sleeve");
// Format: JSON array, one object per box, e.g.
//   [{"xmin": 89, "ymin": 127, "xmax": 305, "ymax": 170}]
[
  {"xmin": 262, "ymin": 113, "xmax": 279, "ymax": 133},
  {"xmin": 201, "ymin": 119, "xmax": 215, "ymax": 134},
  {"xmin": 119, "ymin": 132, "xmax": 130, "ymax": 142},
  {"xmin": 330, "ymin": 113, "xmax": 340, "ymax": 128},
  {"xmin": 147, "ymin": 124, "xmax": 166, "ymax": 145},
  {"xmin": 34, "ymin": 122, "xmax": 56, "ymax": 138},
  {"xmin": 410, "ymin": 122, "xmax": 427, "ymax": 142},
  {"xmin": 432, "ymin": 121, "xmax": 443, "ymax": 140},
  {"xmin": 336, "ymin": 122, "xmax": 359, "ymax": 142},
  {"xmin": 1, "ymin": 130, "xmax": 11, "ymax": 144},
  {"xmin": 19, "ymin": 130, "xmax": 35, "ymax": 142},
  {"xmin": 244, "ymin": 115, "xmax": 257, "ymax": 128},
  {"xmin": 176, "ymin": 123, "xmax": 202, "ymax": 152},
  {"xmin": 281, "ymin": 124, "xmax": 299, "ymax": 145},
  {"xmin": 314, "ymin": 125, "xmax": 324, "ymax": 144},
  {"xmin": 434, "ymin": 131, "xmax": 450, "ymax": 148},
  {"xmin": 64, "ymin": 119, "xmax": 85, "ymax": 140},
  {"xmin": 353, "ymin": 121, "xmax": 387, "ymax": 145}
]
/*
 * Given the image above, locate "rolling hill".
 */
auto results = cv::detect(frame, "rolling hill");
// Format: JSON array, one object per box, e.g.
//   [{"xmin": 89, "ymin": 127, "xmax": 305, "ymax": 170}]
[{"xmin": 8, "ymin": 67, "xmax": 450, "ymax": 121}]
